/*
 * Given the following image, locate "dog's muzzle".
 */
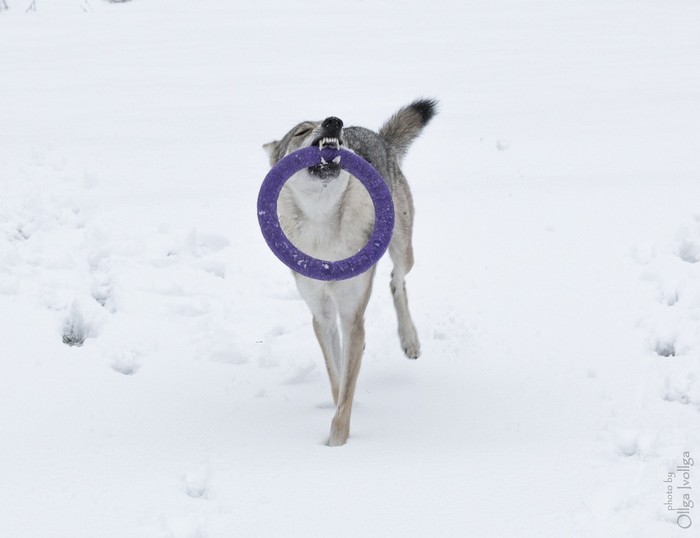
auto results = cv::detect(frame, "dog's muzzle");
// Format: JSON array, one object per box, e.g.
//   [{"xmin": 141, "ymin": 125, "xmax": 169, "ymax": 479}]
[{"xmin": 308, "ymin": 117, "xmax": 344, "ymax": 179}]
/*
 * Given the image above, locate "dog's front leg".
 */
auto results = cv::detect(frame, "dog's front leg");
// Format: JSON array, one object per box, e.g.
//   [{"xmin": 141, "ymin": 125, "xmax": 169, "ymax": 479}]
[
  {"xmin": 313, "ymin": 315, "xmax": 340, "ymax": 405},
  {"xmin": 328, "ymin": 271, "xmax": 375, "ymax": 446},
  {"xmin": 329, "ymin": 315, "xmax": 364, "ymax": 446},
  {"xmin": 296, "ymin": 278, "xmax": 341, "ymax": 404}
]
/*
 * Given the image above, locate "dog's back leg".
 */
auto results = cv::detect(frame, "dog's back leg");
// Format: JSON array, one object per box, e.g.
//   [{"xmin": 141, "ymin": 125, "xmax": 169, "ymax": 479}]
[
  {"xmin": 328, "ymin": 271, "xmax": 375, "ymax": 446},
  {"xmin": 388, "ymin": 194, "xmax": 421, "ymax": 360},
  {"xmin": 390, "ymin": 256, "xmax": 421, "ymax": 360}
]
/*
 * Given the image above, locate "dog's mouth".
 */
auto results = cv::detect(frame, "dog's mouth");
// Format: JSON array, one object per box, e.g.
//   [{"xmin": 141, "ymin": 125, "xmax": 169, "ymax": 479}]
[
  {"xmin": 307, "ymin": 136, "xmax": 343, "ymax": 180},
  {"xmin": 312, "ymin": 136, "xmax": 342, "ymax": 150}
]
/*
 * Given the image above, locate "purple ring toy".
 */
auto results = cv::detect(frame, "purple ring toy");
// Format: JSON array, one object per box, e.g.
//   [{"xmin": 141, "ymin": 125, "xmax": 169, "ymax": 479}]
[{"xmin": 257, "ymin": 146, "xmax": 395, "ymax": 281}]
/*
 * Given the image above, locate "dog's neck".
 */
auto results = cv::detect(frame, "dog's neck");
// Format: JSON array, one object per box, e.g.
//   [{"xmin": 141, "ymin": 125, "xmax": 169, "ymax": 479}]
[{"xmin": 283, "ymin": 170, "xmax": 351, "ymax": 224}]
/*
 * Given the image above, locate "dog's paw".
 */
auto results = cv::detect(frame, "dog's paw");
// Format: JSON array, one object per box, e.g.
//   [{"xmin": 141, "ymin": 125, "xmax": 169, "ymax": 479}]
[
  {"xmin": 400, "ymin": 330, "xmax": 421, "ymax": 360},
  {"xmin": 328, "ymin": 416, "xmax": 349, "ymax": 447},
  {"xmin": 327, "ymin": 434, "xmax": 348, "ymax": 447},
  {"xmin": 403, "ymin": 347, "xmax": 420, "ymax": 361},
  {"xmin": 403, "ymin": 344, "xmax": 421, "ymax": 360},
  {"xmin": 398, "ymin": 319, "xmax": 421, "ymax": 359}
]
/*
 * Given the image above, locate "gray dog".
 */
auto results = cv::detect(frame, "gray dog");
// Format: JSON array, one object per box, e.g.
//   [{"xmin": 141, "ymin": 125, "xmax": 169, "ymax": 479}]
[{"xmin": 263, "ymin": 99, "xmax": 437, "ymax": 445}]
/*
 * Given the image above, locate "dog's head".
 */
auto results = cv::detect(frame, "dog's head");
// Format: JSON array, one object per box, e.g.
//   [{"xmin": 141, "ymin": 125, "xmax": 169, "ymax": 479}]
[{"xmin": 263, "ymin": 116, "xmax": 347, "ymax": 182}]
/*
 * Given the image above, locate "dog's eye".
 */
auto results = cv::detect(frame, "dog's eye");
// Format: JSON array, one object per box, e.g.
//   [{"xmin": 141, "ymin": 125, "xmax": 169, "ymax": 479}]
[{"xmin": 294, "ymin": 127, "xmax": 313, "ymax": 138}]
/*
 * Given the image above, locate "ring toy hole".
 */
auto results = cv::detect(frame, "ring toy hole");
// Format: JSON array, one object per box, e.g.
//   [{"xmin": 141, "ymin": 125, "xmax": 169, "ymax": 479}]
[{"xmin": 257, "ymin": 146, "xmax": 394, "ymax": 281}]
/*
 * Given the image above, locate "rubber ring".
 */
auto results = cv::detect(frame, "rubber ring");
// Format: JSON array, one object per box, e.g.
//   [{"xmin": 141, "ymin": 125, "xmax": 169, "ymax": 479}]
[{"xmin": 257, "ymin": 146, "xmax": 394, "ymax": 281}]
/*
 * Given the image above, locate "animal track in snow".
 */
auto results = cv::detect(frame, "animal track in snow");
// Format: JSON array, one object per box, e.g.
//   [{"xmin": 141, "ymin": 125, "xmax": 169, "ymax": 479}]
[
  {"xmin": 496, "ymin": 139, "xmax": 510, "ymax": 151},
  {"xmin": 658, "ymin": 288, "xmax": 679, "ymax": 306},
  {"xmin": 1, "ymin": 150, "xmax": 119, "ymax": 347},
  {"xmin": 663, "ymin": 372, "xmax": 699, "ymax": 407},
  {"xmin": 61, "ymin": 301, "xmax": 100, "ymax": 347},
  {"xmin": 654, "ymin": 339, "xmax": 676, "ymax": 357},
  {"xmin": 678, "ymin": 238, "xmax": 700, "ymax": 264},
  {"xmin": 61, "ymin": 299, "xmax": 107, "ymax": 347},
  {"xmin": 62, "ymin": 313, "xmax": 88, "ymax": 347},
  {"xmin": 89, "ymin": 250, "xmax": 117, "ymax": 312},
  {"xmin": 637, "ymin": 217, "xmax": 700, "ymax": 414},
  {"xmin": 608, "ymin": 429, "xmax": 658, "ymax": 458},
  {"xmin": 183, "ymin": 465, "xmax": 210, "ymax": 499},
  {"xmin": 111, "ymin": 351, "xmax": 141, "ymax": 375},
  {"xmin": 197, "ymin": 259, "xmax": 226, "ymax": 279}
]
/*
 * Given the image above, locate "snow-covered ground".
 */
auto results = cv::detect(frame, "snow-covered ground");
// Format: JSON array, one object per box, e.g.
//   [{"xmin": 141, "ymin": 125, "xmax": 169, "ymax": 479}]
[{"xmin": 1, "ymin": 0, "xmax": 699, "ymax": 536}]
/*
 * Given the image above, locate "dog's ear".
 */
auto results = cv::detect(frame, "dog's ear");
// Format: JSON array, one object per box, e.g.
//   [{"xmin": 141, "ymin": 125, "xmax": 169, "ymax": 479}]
[{"xmin": 262, "ymin": 140, "xmax": 279, "ymax": 165}]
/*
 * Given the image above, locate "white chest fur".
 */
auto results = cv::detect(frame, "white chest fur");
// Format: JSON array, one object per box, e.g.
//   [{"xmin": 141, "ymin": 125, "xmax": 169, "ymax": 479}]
[{"xmin": 277, "ymin": 170, "xmax": 375, "ymax": 262}]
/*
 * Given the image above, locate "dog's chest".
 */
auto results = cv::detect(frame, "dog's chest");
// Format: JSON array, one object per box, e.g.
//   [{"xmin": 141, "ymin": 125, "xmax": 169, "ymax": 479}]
[{"xmin": 278, "ymin": 174, "xmax": 375, "ymax": 262}]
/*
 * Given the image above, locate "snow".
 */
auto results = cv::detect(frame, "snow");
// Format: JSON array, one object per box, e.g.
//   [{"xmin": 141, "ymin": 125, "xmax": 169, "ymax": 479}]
[{"xmin": 1, "ymin": 0, "xmax": 699, "ymax": 536}]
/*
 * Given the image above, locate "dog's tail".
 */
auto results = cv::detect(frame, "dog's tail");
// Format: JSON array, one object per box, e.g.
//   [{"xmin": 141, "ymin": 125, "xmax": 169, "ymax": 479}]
[{"xmin": 378, "ymin": 98, "xmax": 438, "ymax": 161}]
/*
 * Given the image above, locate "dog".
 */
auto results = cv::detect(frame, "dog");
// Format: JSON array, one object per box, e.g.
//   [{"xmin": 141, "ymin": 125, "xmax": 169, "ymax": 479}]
[{"xmin": 263, "ymin": 98, "xmax": 437, "ymax": 446}]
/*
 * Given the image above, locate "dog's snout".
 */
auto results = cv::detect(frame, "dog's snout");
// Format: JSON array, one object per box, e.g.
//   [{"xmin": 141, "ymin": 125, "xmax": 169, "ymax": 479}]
[
  {"xmin": 321, "ymin": 116, "xmax": 343, "ymax": 135},
  {"xmin": 311, "ymin": 116, "xmax": 344, "ymax": 153}
]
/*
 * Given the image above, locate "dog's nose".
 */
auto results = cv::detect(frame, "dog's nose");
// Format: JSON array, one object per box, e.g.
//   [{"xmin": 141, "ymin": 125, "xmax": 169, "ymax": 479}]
[{"xmin": 321, "ymin": 116, "xmax": 343, "ymax": 136}]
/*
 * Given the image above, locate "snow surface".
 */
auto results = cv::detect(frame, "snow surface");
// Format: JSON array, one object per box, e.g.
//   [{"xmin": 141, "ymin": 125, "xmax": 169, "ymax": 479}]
[{"xmin": 1, "ymin": 0, "xmax": 700, "ymax": 536}]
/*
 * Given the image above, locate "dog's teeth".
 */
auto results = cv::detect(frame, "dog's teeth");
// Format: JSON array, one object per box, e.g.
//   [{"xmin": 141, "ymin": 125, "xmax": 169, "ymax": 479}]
[
  {"xmin": 318, "ymin": 137, "xmax": 341, "ymax": 149},
  {"xmin": 321, "ymin": 157, "xmax": 328, "ymax": 164},
  {"xmin": 332, "ymin": 156, "xmax": 341, "ymax": 164}
]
